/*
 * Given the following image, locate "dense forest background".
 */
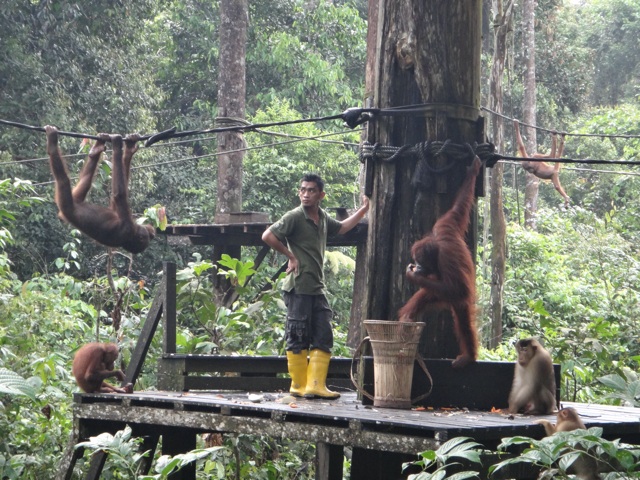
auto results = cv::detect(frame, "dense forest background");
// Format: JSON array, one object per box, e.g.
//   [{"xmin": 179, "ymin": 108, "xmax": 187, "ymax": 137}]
[{"xmin": 1, "ymin": 0, "xmax": 640, "ymax": 478}]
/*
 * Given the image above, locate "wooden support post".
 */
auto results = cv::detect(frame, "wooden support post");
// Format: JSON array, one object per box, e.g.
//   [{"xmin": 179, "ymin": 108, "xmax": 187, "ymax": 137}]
[
  {"xmin": 84, "ymin": 451, "xmax": 108, "ymax": 480},
  {"xmin": 163, "ymin": 428, "xmax": 197, "ymax": 480},
  {"xmin": 162, "ymin": 261, "xmax": 177, "ymax": 354},
  {"xmin": 350, "ymin": 448, "xmax": 416, "ymax": 480},
  {"xmin": 138, "ymin": 435, "xmax": 160, "ymax": 475},
  {"xmin": 315, "ymin": 442, "xmax": 343, "ymax": 480}
]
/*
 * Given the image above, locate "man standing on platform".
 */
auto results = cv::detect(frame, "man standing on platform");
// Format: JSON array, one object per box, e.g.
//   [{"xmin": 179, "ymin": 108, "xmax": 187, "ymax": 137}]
[{"xmin": 261, "ymin": 174, "xmax": 369, "ymax": 399}]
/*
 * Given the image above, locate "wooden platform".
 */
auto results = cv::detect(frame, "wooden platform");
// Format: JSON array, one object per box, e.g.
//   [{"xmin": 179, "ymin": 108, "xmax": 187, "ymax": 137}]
[
  {"xmin": 162, "ymin": 220, "xmax": 367, "ymax": 246},
  {"xmin": 58, "ymin": 263, "xmax": 640, "ymax": 480},
  {"xmin": 73, "ymin": 391, "xmax": 640, "ymax": 448},
  {"xmin": 67, "ymin": 390, "xmax": 640, "ymax": 480}
]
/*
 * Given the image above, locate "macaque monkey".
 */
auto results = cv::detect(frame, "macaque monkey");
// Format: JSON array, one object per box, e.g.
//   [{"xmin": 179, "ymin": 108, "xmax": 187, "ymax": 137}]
[
  {"xmin": 513, "ymin": 119, "xmax": 570, "ymax": 207},
  {"xmin": 397, "ymin": 157, "xmax": 481, "ymax": 368},
  {"xmin": 534, "ymin": 406, "xmax": 585, "ymax": 435},
  {"xmin": 508, "ymin": 338, "xmax": 557, "ymax": 414},
  {"xmin": 535, "ymin": 408, "xmax": 602, "ymax": 480},
  {"xmin": 46, "ymin": 126, "xmax": 155, "ymax": 254},
  {"xmin": 72, "ymin": 342, "xmax": 133, "ymax": 394}
]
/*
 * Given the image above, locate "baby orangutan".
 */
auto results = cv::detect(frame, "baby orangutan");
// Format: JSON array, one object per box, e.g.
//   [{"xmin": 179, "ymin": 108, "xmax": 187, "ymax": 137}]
[{"xmin": 72, "ymin": 342, "xmax": 133, "ymax": 394}]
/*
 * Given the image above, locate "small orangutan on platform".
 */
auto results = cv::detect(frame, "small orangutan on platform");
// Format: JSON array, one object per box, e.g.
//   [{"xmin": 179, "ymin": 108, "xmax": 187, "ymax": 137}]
[
  {"xmin": 45, "ymin": 126, "xmax": 155, "ymax": 254},
  {"xmin": 397, "ymin": 156, "xmax": 482, "ymax": 368},
  {"xmin": 72, "ymin": 342, "xmax": 133, "ymax": 394}
]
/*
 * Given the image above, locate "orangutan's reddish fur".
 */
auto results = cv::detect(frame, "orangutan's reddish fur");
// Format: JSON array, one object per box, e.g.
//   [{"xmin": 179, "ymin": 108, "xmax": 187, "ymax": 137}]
[{"xmin": 397, "ymin": 156, "xmax": 481, "ymax": 368}]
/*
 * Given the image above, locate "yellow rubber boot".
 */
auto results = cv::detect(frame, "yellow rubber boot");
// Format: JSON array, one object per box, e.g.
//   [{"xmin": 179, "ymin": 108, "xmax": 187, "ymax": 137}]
[
  {"xmin": 286, "ymin": 350, "xmax": 308, "ymax": 397},
  {"xmin": 304, "ymin": 349, "xmax": 340, "ymax": 399}
]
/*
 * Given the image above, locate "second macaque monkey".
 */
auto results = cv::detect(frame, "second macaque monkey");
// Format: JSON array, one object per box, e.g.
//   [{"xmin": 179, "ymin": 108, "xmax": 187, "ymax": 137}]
[
  {"xmin": 535, "ymin": 408, "xmax": 602, "ymax": 480},
  {"xmin": 535, "ymin": 407, "xmax": 585, "ymax": 435},
  {"xmin": 508, "ymin": 338, "xmax": 557, "ymax": 415}
]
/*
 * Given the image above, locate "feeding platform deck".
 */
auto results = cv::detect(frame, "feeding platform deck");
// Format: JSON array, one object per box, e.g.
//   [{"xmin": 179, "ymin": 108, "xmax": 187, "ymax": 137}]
[
  {"xmin": 65, "ymin": 389, "xmax": 640, "ymax": 480},
  {"xmin": 58, "ymin": 262, "xmax": 640, "ymax": 480}
]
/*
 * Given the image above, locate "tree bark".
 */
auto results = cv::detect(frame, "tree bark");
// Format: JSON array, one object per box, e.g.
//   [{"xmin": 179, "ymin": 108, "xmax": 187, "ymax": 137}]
[
  {"xmin": 347, "ymin": 0, "xmax": 379, "ymax": 349},
  {"xmin": 214, "ymin": 0, "xmax": 247, "ymax": 306},
  {"xmin": 487, "ymin": 0, "xmax": 514, "ymax": 348},
  {"xmin": 362, "ymin": 0, "xmax": 483, "ymax": 360},
  {"xmin": 216, "ymin": 0, "xmax": 247, "ymax": 220},
  {"xmin": 522, "ymin": 0, "xmax": 539, "ymax": 229}
]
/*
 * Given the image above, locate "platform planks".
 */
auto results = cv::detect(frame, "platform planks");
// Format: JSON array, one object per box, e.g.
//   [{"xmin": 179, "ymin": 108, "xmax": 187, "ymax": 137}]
[
  {"xmin": 73, "ymin": 391, "xmax": 640, "ymax": 448},
  {"xmin": 67, "ymin": 390, "xmax": 640, "ymax": 480},
  {"xmin": 162, "ymin": 221, "xmax": 367, "ymax": 246}
]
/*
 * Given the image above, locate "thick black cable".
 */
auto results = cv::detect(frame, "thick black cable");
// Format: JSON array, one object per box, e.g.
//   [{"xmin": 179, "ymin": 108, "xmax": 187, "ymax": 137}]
[
  {"xmin": 497, "ymin": 154, "xmax": 640, "ymax": 166},
  {"xmin": 481, "ymin": 106, "xmax": 640, "ymax": 139},
  {"xmin": 4, "ymin": 102, "xmax": 640, "ymax": 149},
  {"xmin": 361, "ymin": 141, "xmax": 640, "ymax": 167}
]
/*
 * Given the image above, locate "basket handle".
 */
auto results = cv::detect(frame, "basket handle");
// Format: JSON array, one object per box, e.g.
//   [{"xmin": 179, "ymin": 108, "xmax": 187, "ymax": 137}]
[
  {"xmin": 411, "ymin": 352, "xmax": 434, "ymax": 404},
  {"xmin": 350, "ymin": 336, "xmax": 374, "ymax": 401}
]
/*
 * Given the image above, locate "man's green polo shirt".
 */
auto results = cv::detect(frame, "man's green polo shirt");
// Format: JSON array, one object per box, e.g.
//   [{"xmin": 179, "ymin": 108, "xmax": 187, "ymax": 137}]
[{"xmin": 268, "ymin": 205, "xmax": 342, "ymax": 295}]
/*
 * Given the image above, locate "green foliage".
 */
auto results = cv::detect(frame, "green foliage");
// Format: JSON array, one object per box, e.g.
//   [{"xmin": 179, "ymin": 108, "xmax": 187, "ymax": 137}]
[
  {"xmin": 248, "ymin": 0, "xmax": 366, "ymax": 116},
  {"xmin": 172, "ymin": 250, "xmax": 355, "ymax": 357},
  {"xmin": 477, "ymin": 204, "xmax": 640, "ymax": 403},
  {"xmin": 598, "ymin": 369, "xmax": 640, "ymax": 407},
  {"xmin": 578, "ymin": 0, "xmax": 640, "ymax": 105},
  {"xmin": 217, "ymin": 254, "xmax": 256, "ymax": 288},
  {"xmin": 75, "ymin": 427, "xmax": 318, "ymax": 479},
  {"xmin": 243, "ymin": 98, "xmax": 361, "ymax": 221},
  {"xmin": 0, "ymin": 368, "xmax": 37, "ymax": 401},
  {"xmin": 174, "ymin": 253, "xmax": 287, "ymax": 355},
  {"xmin": 75, "ymin": 426, "xmax": 152, "ymax": 479},
  {"xmin": 492, "ymin": 428, "xmax": 640, "ymax": 479},
  {"xmin": 141, "ymin": 205, "xmax": 168, "ymax": 231},
  {"xmin": 54, "ymin": 229, "xmax": 82, "ymax": 273},
  {"xmin": 144, "ymin": 445, "xmax": 228, "ymax": 480},
  {"xmin": 403, "ymin": 437, "xmax": 483, "ymax": 480}
]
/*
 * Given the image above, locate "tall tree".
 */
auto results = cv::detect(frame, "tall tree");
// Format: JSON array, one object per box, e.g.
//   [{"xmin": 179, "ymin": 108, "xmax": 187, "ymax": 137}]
[
  {"xmin": 360, "ymin": 0, "xmax": 483, "ymax": 359},
  {"xmin": 487, "ymin": 0, "xmax": 514, "ymax": 348},
  {"xmin": 216, "ymin": 0, "xmax": 248, "ymax": 220},
  {"xmin": 522, "ymin": 0, "xmax": 539, "ymax": 228}
]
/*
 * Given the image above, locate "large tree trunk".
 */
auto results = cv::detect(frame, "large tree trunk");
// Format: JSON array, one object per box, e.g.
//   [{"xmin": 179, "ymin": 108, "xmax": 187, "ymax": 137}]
[
  {"xmin": 487, "ymin": 0, "xmax": 514, "ymax": 348},
  {"xmin": 215, "ymin": 0, "xmax": 247, "ymax": 219},
  {"xmin": 362, "ymin": 0, "xmax": 483, "ymax": 360},
  {"xmin": 522, "ymin": 0, "xmax": 539, "ymax": 228},
  {"xmin": 347, "ymin": 0, "xmax": 379, "ymax": 349},
  {"xmin": 214, "ymin": 0, "xmax": 247, "ymax": 306}
]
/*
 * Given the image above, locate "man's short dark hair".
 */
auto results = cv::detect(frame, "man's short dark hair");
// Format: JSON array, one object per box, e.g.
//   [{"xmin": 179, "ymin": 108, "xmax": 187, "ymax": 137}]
[{"xmin": 301, "ymin": 173, "xmax": 324, "ymax": 192}]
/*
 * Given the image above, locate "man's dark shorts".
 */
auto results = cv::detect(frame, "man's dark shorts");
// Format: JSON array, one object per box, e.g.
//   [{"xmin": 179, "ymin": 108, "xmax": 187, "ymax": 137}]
[{"xmin": 283, "ymin": 291, "xmax": 333, "ymax": 353}]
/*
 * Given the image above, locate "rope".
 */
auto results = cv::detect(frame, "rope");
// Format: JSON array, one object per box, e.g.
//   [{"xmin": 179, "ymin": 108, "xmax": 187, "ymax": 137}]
[
  {"xmin": 481, "ymin": 106, "xmax": 640, "ymax": 140},
  {"xmin": 361, "ymin": 141, "xmax": 640, "ymax": 167},
  {"xmin": 0, "ymin": 119, "xmax": 156, "ymax": 142},
  {"xmin": 4, "ymin": 103, "xmax": 640, "ymax": 146},
  {"xmin": 31, "ymin": 129, "xmax": 363, "ymax": 187},
  {"xmin": 0, "ymin": 103, "xmax": 478, "ymax": 147},
  {"xmin": 360, "ymin": 141, "xmax": 498, "ymax": 166}
]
